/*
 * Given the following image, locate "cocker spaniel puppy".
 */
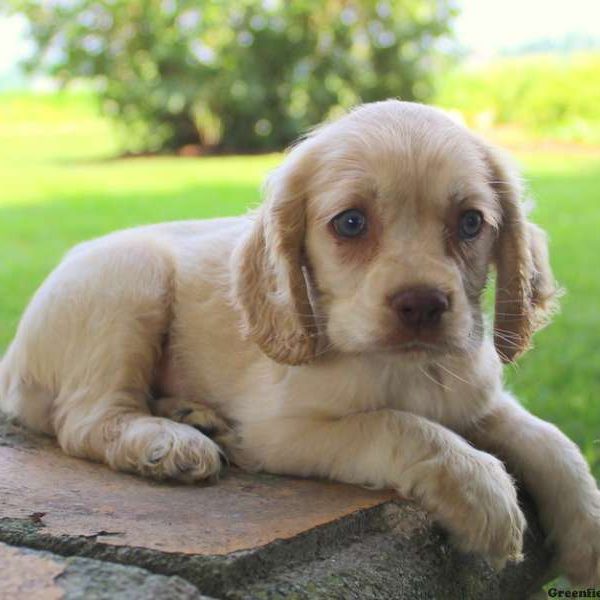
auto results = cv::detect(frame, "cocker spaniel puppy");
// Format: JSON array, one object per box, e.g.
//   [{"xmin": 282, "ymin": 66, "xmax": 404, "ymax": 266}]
[{"xmin": 1, "ymin": 101, "xmax": 599, "ymax": 584}]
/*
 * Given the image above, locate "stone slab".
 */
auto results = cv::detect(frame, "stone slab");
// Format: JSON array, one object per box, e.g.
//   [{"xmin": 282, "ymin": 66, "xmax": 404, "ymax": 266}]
[
  {"xmin": 0, "ymin": 416, "xmax": 553, "ymax": 599},
  {"xmin": 0, "ymin": 429, "xmax": 393, "ymax": 556},
  {"xmin": 0, "ymin": 541, "xmax": 211, "ymax": 599}
]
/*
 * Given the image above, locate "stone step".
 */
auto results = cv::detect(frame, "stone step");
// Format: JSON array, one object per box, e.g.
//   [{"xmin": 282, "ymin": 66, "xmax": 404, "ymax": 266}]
[
  {"xmin": 0, "ymin": 416, "xmax": 552, "ymax": 599},
  {"xmin": 0, "ymin": 541, "xmax": 211, "ymax": 599}
]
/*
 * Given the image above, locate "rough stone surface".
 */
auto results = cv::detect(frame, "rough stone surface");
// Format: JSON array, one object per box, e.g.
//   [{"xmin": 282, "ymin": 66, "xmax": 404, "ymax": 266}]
[
  {"xmin": 0, "ymin": 416, "xmax": 553, "ymax": 599},
  {"xmin": 0, "ymin": 421, "xmax": 393, "ymax": 555},
  {"xmin": 0, "ymin": 541, "xmax": 211, "ymax": 599}
]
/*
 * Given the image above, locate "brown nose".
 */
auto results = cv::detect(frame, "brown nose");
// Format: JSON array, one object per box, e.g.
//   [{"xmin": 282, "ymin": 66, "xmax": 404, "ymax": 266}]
[{"xmin": 390, "ymin": 287, "xmax": 450, "ymax": 329}]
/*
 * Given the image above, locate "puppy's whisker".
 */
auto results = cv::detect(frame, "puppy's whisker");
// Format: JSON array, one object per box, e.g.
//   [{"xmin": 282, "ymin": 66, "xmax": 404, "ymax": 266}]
[
  {"xmin": 495, "ymin": 347, "xmax": 513, "ymax": 364},
  {"xmin": 418, "ymin": 365, "xmax": 452, "ymax": 392},
  {"xmin": 493, "ymin": 331, "xmax": 527, "ymax": 341},
  {"xmin": 494, "ymin": 337, "xmax": 522, "ymax": 346},
  {"xmin": 493, "ymin": 327, "xmax": 524, "ymax": 338},
  {"xmin": 493, "ymin": 335, "xmax": 522, "ymax": 349},
  {"xmin": 493, "ymin": 329, "xmax": 522, "ymax": 340},
  {"xmin": 311, "ymin": 342, "xmax": 336, "ymax": 359},
  {"xmin": 434, "ymin": 361, "xmax": 474, "ymax": 387}
]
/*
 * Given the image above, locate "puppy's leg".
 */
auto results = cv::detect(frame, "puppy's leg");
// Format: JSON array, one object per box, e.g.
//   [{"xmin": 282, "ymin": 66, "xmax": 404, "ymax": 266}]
[
  {"xmin": 235, "ymin": 409, "xmax": 525, "ymax": 568},
  {"xmin": 56, "ymin": 393, "xmax": 222, "ymax": 483},
  {"xmin": 6, "ymin": 236, "xmax": 221, "ymax": 482},
  {"xmin": 465, "ymin": 394, "xmax": 600, "ymax": 585}
]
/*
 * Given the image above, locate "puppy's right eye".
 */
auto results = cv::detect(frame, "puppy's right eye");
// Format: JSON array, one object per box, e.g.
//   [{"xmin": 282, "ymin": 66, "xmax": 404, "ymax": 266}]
[
  {"xmin": 458, "ymin": 209, "xmax": 484, "ymax": 240},
  {"xmin": 331, "ymin": 209, "xmax": 367, "ymax": 238}
]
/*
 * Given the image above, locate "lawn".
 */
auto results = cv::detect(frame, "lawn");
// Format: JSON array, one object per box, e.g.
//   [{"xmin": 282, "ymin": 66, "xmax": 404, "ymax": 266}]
[{"xmin": 1, "ymin": 92, "xmax": 599, "ymax": 479}]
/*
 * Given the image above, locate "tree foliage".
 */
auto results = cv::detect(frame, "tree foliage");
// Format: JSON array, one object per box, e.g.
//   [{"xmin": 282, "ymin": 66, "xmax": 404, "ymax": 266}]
[{"xmin": 7, "ymin": 0, "xmax": 457, "ymax": 152}]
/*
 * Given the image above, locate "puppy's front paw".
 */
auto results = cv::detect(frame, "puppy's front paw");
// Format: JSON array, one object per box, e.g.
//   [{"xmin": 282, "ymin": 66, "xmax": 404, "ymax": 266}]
[
  {"xmin": 421, "ymin": 451, "xmax": 526, "ymax": 568},
  {"xmin": 553, "ymin": 493, "xmax": 600, "ymax": 585},
  {"xmin": 113, "ymin": 418, "xmax": 223, "ymax": 483}
]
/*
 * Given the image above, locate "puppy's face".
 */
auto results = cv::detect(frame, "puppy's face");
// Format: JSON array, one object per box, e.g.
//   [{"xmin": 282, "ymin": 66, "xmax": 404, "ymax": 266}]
[
  {"xmin": 234, "ymin": 101, "xmax": 557, "ymax": 366},
  {"xmin": 304, "ymin": 111, "xmax": 500, "ymax": 359}
]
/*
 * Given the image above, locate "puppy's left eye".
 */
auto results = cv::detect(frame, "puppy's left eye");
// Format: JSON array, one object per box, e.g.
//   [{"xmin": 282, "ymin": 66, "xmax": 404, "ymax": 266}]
[
  {"xmin": 331, "ymin": 209, "xmax": 367, "ymax": 238},
  {"xmin": 458, "ymin": 210, "xmax": 484, "ymax": 240}
]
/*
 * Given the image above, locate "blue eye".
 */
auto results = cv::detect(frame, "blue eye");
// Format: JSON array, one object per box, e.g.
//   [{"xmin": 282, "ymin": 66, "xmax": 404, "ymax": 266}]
[
  {"xmin": 458, "ymin": 210, "xmax": 484, "ymax": 240},
  {"xmin": 332, "ymin": 209, "xmax": 367, "ymax": 238}
]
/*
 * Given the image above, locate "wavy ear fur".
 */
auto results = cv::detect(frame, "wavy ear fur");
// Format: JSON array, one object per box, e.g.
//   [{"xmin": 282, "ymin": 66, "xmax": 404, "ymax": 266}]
[
  {"xmin": 231, "ymin": 147, "xmax": 318, "ymax": 365},
  {"xmin": 482, "ymin": 144, "xmax": 559, "ymax": 363}
]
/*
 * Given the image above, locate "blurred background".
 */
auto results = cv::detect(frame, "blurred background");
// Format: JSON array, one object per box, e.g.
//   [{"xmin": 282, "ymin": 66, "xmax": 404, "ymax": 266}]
[{"xmin": 0, "ymin": 0, "xmax": 598, "ymax": 496}]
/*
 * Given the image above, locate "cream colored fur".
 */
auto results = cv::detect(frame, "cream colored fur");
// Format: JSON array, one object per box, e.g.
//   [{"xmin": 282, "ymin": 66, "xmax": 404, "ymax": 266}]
[{"xmin": 1, "ymin": 101, "xmax": 598, "ymax": 584}]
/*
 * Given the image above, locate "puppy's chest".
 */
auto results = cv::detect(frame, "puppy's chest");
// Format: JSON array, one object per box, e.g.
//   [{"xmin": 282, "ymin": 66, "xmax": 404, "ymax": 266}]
[
  {"xmin": 387, "ymin": 374, "xmax": 488, "ymax": 429},
  {"xmin": 291, "ymin": 359, "xmax": 495, "ymax": 431},
  {"xmin": 349, "ymin": 363, "xmax": 494, "ymax": 430}
]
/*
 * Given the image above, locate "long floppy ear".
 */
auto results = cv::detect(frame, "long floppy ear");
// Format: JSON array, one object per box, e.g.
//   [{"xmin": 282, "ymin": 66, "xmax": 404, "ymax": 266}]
[
  {"xmin": 482, "ymin": 144, "xmax": 559, "ymax": 363},
  {"xmin": 231, "ymin": 147, "xmax": 318, "ymax": 365}
]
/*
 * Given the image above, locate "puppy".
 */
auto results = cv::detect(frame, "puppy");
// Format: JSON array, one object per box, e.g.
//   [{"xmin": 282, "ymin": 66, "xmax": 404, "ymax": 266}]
[{"xmin": 1, "ymin": 101, "xmax": 599, "ymax": 584}]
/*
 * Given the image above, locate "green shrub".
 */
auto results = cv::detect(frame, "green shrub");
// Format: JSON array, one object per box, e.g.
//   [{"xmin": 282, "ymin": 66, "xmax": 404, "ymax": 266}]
[
  {"xmin": 435, "ymin": 53, "xmax": 600, "ymax": 143},
  {"xmin": 6, "ymin": 0, "xmax": 456, "ymax": 153}
]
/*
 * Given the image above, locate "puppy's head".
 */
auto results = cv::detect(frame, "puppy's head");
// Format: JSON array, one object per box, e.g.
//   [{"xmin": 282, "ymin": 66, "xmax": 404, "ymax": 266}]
[{"xmin": 233, "ymin": 101, "xmax": 558, "ymax": 365}]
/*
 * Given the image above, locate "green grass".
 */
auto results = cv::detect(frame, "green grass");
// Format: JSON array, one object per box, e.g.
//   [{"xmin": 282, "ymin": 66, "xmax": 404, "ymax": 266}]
[
  {"xmin": 0, "ymin": 91, "xmax": 280, "ymax": 349},
  {"xmin": 1, "ymin": 92, "xmax": 599, "ymax": 479},
  {"xmin": 503, "ymin": 152, "xmax": 600, "ymax": 477}
]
